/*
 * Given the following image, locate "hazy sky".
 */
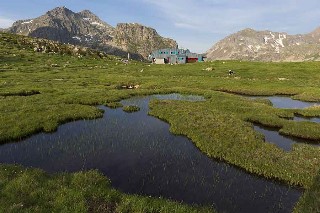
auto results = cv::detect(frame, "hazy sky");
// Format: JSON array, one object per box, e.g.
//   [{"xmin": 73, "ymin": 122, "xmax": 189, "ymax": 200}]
[{"xmin": 0, "ymin": 0, "xmax": 319, "ymax": 53}]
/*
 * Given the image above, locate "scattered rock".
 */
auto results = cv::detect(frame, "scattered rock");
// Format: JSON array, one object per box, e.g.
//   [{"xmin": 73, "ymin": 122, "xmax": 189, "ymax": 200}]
[
  {"xmin": 121, "ymin": 59, "xmax": 129, "ymax": 64},
  {"xmin": 228, "ymin": 70, "xmax": 235, "ymax": 75},
  {"xmin": 203, "ymin": 67, "xmax": 214, "ymax": 71},
  {"xmin": 117, "ymin": 84, "xmax": 140, "ymax": 90}
]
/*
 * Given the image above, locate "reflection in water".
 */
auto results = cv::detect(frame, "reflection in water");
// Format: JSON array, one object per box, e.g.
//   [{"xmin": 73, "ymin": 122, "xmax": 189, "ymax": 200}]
[
  {"xmin": 246, "ymin": 95, "xmax": 320, "ymax": 150},
  {"xmin": 0, "ymin": 94, "xmax": 301, "ymax": 213},
  {"xmin": 294, "ymin": 116, "xmax": 320, "ymax": 123},
  {"xmin": 254, "ymin": 125, "xmax": 295, "ymax": 151},
  {"xmin": 253, "ymin": 124, "xmax": 319, "ymax": 151},
  {"xmin": 246, "ymin": 96, "xmax": 318, "ymax": 109}
]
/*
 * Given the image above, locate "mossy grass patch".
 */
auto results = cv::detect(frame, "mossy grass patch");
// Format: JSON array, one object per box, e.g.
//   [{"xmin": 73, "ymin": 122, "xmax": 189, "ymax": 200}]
[
  {"xmin": 105, "ymin": 102, "xmax": 123, "ymax": 109},
  {"xmin": 123, "ymin": 105, "xmax": 140, "ymax": 113}
]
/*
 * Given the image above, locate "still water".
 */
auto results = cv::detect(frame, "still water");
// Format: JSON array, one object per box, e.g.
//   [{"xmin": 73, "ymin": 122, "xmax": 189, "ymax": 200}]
[
  {"xmin": 247, "ymin": 95, "xmax": 318, "ymax": 109},
  {"xmin": 253, "ymin": 124, "xmax": 319, "ymax": 151},
  {"xmin": 245, "ymin": 95, "xmax": 320, "ymax": 151},
  {"xmin": 0, "ymin": 94, "xmax": 301, "ymax": 213},
  {"xmin": 294, "ymin": 116, "xmax": 320, "ymax": 123}
]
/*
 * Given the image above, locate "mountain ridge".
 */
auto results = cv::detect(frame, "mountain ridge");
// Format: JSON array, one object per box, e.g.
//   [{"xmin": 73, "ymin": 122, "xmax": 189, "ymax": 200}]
[
  {"xmin": 7, "ymin": 6, "xmax": 177, "ymax": 59},
  {"xmin": 206, "ymin": 27, "xmax": 320, "ymax": 61}
]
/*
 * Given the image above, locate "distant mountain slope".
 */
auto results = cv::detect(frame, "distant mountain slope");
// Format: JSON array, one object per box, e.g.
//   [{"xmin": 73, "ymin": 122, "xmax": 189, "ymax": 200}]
[
  {"xmin": 114, "ymin": 23, "xmax": 178, "ymax": 58},
  {"xmin": 0, "ymin": 32, "xmax": 110, "ymax": 59},
  {"xmin": 206, "ymin": 27, "xmax": 320, "ymax": 61},
  {"xmin": 7, "ymin": 6, "xmax": 177, "ymax": 59}
]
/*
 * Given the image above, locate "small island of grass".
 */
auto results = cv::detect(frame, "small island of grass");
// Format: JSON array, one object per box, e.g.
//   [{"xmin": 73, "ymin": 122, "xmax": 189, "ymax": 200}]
[
  {"xmin": 123, "ymin": 105, "xmax": 140, "ymax": 113},
  {"xmin": 106, "ymin": 102, "xmax": 123, "ymax": 109}
]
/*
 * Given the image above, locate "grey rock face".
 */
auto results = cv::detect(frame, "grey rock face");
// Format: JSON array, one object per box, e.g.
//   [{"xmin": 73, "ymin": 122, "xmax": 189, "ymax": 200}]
[
  {"xmin": 206, "ymin": 28, "xmax": 320, "ymax": 61},
  {"xmin": 7, "ymin": 7, "xmax": 177, "ymax": 59},
  {"xmin": 114, "ymin": 23, "xmax": 177, "ymax": 58}
]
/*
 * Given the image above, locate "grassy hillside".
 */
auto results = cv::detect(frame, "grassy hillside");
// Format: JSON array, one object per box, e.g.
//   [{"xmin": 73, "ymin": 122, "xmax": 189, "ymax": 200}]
[{"xmin": 1, "ymin": 32, "xmax": 320, "ymax": 211}]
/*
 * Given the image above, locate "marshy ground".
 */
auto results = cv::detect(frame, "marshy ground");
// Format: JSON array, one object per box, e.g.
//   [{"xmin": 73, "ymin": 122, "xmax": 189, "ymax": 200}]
[
  {"xmin": 0, "ymin": 94, "xmax": 301, "ymax": 213},
  {"xmin": 1, "ymin": 32, "xmax": 320, "ymax": 212}
]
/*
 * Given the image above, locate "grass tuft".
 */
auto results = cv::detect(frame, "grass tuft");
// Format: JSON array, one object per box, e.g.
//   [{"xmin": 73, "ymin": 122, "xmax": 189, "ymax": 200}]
[
  {"xmin": 106, "ymin": 102, "xmax": 123, "ymax": 109},
  {"xmin": 123, "ymin": 105, "xmax": 140, "ymax": 113}
]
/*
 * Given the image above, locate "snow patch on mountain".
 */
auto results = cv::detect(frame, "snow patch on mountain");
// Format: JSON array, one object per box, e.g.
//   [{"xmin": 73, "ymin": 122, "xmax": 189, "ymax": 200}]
[
  {"xmin": 22, "ymin": 20, "xmax": 33, "ymax": 24},
  {"xmin": 270, "ymin": 32, "xmax": 275, "ymax": 39},
  {"xmin": 263, "ymin": 32, "xmax": 286, "ymax": 53},
  {"xmin": 91, "ymin": 22, "xmax": 104, "ymax": 27},
  {"xmin": 275, "ymin": 34, "xmax": 285, "ymax": 47},
  {"xmin": 72, "ymin": 36, "xmax": 81, "ymax": 41},
  {"xmin": 264, "ymin": 36, "xmax": 271, "ymax": 44}
]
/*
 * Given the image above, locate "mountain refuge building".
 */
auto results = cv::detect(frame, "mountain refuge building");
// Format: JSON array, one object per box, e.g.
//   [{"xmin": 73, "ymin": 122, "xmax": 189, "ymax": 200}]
[{"xmin": 148, "ymin": 48, "xmax": 204, "ymax": 64}]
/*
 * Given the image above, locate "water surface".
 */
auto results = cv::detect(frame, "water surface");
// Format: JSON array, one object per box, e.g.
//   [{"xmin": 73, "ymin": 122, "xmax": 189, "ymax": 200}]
[
  {"xmin": 246, "ymin": 96, "xmax": 318, "ymax": 109},
  {"xmin": 242, "ymin": 95, "xmax": 320, "ymax": 150},
  {"xmin": 0, "ymin": 94, "xmax": 301, "ymax": 213},
  {"xmin": 253, "ymin": 124, "xmax": 319, "ymax": 151},
  {"xmin": 294, "ymin": 116, "xmax": 320, "ymax": 123}
]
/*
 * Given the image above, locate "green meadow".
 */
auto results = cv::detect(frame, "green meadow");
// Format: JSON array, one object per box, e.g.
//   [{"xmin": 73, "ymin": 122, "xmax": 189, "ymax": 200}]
[{"xmin": 1, "ymin": 32, "xmax": 320, "ymax": 212}]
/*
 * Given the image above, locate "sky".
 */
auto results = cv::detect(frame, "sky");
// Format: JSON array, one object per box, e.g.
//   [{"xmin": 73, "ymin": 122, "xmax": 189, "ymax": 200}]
[{"xmin": 0, "ymin": 0, "xmax": 320, "ymax": 53}]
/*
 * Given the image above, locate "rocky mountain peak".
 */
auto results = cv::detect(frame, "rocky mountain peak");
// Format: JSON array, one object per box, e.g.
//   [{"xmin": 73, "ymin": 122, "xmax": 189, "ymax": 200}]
[
  {"xmin": 309, "ymin": 27, "xmax": 320, "ymax": 36},
  {"xmin": 78, "ymin": 10, "xmax": 96, "ymax": 17},
  {"xmin": 77, "ymin": 9, "xmax": 114, "ymax": 31},
  {"xmin": 115, "ymin": 23, "xmax": 158, "ymax": 38},
  {"xmin": 114, "ymin": 23, "xmax": 177, "ymax": 57},
  {"xmin": 6, "ymin": 7, "xmax": 177, "ymax": 60},
  {"xmin": 46, "ymin": 6, "xmax": 73, "ymax": 16},
  {"xmin": 206, "ymin": 27, "xmax": 320, "ymax": 62},
  {"xmin": 241, "ymin": 28, "xmax": 255, "ymax": 32}
]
